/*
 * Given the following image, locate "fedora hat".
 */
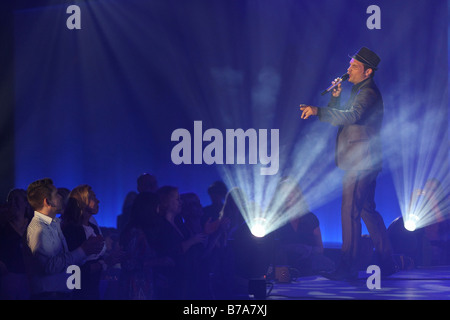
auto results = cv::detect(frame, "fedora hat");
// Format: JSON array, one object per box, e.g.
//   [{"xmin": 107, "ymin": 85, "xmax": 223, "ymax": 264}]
[{"xmin": 349, "ymin": 47, "xmax": 380, "ymax": 70}]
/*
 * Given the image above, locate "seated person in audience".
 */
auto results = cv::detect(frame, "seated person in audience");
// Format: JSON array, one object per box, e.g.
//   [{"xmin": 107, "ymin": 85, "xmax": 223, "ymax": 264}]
[
  {"xmin": 61, "ymin": 184, "xmax": 106, "ymax": 299},
  {"xmin": 180, "ymin": 193, "xmax": 204, "ymax": 235},
  {"xmin": 137, "ymin": 173, "xmax": 158, "ymax": 193},
  {"xmin": 57, "ymin": 187, "xmax": 70, "ymax": 218},
  {"xmin": 116, "ymin": 191, "xmax": 138, "ymax": 235},
  {"xmin": 0, "ymin": 189, "xmax": 32, "ymax": 299},
  {"xmin": 120, "ymin": 192, "xmax": 174, "ymax": 300},
  {"xmin": 154, "ymin": 186, "xmax": 207, "ymax": 299},
  {"xmin": 274, "ymin": 178, "xmax": 335, "ymax": 276},
  {"xmin": 25, "ymin": 178, "xmax": 104, "ymax": 300},
  {"xmin": 411, "ymin": 179, "xmax": 450, "ymax": 266},
  {"xmin": 202, "ymin": 180, "xmax": 228, "ymax": 228}
]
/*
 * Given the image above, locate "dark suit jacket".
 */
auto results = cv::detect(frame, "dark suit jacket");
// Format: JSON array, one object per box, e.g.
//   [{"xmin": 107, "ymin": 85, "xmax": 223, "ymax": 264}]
[{"xmin": 318, "ymin": 77, "xmax": 384, "ymax": 171}]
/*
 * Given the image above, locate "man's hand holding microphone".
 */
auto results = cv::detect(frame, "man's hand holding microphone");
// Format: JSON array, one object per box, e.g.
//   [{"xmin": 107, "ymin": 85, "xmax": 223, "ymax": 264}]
[{"xmin": 300, "ymin": 75, "xmax": 344, "ymax": 119}]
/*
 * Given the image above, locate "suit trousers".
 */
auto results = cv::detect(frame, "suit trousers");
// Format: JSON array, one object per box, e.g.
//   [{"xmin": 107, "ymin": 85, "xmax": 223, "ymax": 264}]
[{"xmin": 340, "ymin": 170, "xmax": 392, "ymax": 268}]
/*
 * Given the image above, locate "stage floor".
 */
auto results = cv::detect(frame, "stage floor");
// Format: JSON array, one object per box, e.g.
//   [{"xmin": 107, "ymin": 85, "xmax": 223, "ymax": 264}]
[{"xmin": 267, "ymin": 265, "xmax": 450, "ymax": 300}]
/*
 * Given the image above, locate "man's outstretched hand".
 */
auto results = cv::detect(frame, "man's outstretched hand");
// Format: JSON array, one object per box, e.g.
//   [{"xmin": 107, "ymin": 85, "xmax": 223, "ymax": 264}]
[{"xmin": 300, "ymin": 104, "xmax": 318, "ymax": 119}]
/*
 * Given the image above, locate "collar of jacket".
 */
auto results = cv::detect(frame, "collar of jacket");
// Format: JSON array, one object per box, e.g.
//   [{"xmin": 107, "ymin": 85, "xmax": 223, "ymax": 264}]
[{"xmin": 351, "ymin": 77, "xmax": 372, "ymax": 94}]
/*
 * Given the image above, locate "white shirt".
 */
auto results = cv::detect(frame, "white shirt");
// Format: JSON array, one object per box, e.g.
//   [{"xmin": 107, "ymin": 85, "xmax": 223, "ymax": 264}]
[{"xmin": 26, "ymin": 211, "xmax": 86, "ymax": 294}]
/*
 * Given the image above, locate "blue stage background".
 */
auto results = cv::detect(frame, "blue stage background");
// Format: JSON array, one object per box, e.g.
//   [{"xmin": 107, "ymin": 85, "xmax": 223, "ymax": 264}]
[{"xmin": 12, "ymin": 0, "xmax": 448, "ymax": 244}]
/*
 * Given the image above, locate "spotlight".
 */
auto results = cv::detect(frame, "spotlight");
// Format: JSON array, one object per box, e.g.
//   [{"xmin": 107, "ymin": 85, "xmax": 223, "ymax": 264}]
[
  {"xmin": 250, "ymin": 218, "xmax": 268, "ymax": 238},
  {"xmin": 404, "ymin": 214, "xmax": 419, "ymax": 232}
]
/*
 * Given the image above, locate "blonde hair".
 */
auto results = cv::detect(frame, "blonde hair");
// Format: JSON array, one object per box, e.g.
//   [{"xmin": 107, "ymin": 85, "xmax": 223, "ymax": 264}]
[
  {"xmin": 63, "ymin": 185, "xmax": 92, "ymax": 226},
  {"xmin": 69, "ymin": 185, "xmax": 92, "ymax": 211}
]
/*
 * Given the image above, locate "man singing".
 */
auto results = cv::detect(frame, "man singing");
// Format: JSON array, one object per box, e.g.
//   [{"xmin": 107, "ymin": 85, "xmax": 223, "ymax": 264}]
[{"xmin": 299, "ymin": 47, "xmax": 396, "ymax": 280}]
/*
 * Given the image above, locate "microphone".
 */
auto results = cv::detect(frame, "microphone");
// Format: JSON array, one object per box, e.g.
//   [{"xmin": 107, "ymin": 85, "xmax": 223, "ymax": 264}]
[{"xmin": 321, "ymin": 73, "xmax": 349, "ymax": 96}]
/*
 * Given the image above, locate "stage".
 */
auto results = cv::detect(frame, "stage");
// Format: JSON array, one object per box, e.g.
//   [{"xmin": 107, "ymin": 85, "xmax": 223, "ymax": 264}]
[{"xmin": 267, "ymin": 265, "xmax": 450, "ymax": 300}]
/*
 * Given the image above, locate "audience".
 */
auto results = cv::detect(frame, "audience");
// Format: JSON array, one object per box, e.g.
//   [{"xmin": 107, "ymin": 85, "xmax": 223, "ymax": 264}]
[
  {"xmin": 179, "ymin": 192, "xmax": 214, "ymax": 299},
  {"xmin": 61, "ymin": 185, "xmax": 107, "ymax": 299},
  {"xmin": 137, "ymin": 173, "xmax": 158, "ymax": 193},
  {"xmin": 2, "ymin": 174, "xmax": 446, "ymax": 300},
  {"xmin": 221, "ymin": 187, "xmax": 260, "ymax": 296},
  {"xmin": 57, "ymin": 187, "xmax": 70, "ymax": 218},
  {"xmin": 0, "ymin": 189, "xmax": 31, "ymax": 299},
  {"xmin": 418, "ymin": 179, "xmax": 450, "ymax": 266},
  {"xmin": 273, "ymin": 177, "xmax": 335, "ymax": 276},
  {"xmin": 116, "ymin": 173, "xmax": 157, "ymax": 234},
  {"xmin": 387, "ymin": 216, "xmax": 421, "ymax": 269},
  {"xmin": 202, "ymin": 180, "xmax": 228, "ymax": 228},
  {"xmin": 180, "ymin": 193, "xmax": 204, "ymax": 235},
  {"xmin": 24, "ymin": 178, "xmax": 105, "ymax": 300},
  {"xmin": 116, "ymin": 191, "xmax": 138, "ymax": 235},
  {"xmin": 119, "ymin": 192, "xmax": 173, "ymax": 299},
  {"xmin": 388, "ymin": 178, "xmax": 450, "ymax": 267},
  {"xmin": 154, "ymin": 186, "xmax": 207, "ymax": 299}
]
